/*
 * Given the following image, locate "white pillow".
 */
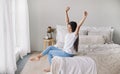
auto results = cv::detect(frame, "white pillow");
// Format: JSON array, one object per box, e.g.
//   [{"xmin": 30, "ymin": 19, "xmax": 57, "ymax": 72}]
[
  {"xmin": 55, "ymin": 25, "xmax": 66, "ymax": 48},
  {"xmin": 87, "ymin": 27, "xmax": 114, "ymax": 43},
  {"xmin": 56, "ymin": 25, "xmax": 67, "ymax": 42},
  {"xmin": 79, "ymin": 29, "xmax": 88, "ymax": 35},
  {"xmin": 79, "ymin": 26, "xmax": 89, "ymax": 35},
  {"xmin": 79, "ymin": 35, "xmax": 105, "ymax": 45}
]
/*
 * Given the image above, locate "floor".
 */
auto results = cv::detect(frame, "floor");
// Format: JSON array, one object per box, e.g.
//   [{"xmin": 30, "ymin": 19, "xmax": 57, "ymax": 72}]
[{"xmin": 15, "ymin": 53, "xmax": 31, "ymax": 74}]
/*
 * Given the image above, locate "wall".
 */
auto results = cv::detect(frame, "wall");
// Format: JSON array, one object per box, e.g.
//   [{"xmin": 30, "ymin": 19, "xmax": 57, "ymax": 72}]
[{"xmin": 28, "ymin": 0, "xmax": 120, "ymax": 51}]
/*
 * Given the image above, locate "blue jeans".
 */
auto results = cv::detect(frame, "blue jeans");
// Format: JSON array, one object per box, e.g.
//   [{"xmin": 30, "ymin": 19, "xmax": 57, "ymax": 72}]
[{"xmin": 41, "ymin": 46, "xmax": 74, "ymax": 64}]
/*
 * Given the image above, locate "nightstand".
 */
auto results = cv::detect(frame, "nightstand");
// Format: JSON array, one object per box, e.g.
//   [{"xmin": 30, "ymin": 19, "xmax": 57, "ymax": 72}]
[{"xmin": 43, "ymin": 38, "xmax": 55, "ymax": 50}]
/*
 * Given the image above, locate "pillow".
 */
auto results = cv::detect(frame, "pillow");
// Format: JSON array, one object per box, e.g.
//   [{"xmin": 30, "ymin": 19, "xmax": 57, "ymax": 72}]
[
  {"xmin": 56, "ymin": 25, "xmax": 67, "ymax": 43},
  {"xmin": 87, "ymin": 27, "xmax": 114, "ymax": 43},
  {"xmin": 79, "ymin": 35, "xmax": 105, "ymax": 45},
  {"xmin": 55, "ymin": 25, "xmax": 67, "ymax": 48},
  {"xmin": 79, "ymin": 29, "xmax": 88, "ymax": 35},
  {"xmin": 79, "ymin": 26, "xmax": 89, "ymax": 35}
]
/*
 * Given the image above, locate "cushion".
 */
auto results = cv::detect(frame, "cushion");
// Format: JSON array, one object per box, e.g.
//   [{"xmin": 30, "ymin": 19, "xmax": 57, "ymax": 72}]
[
  {"xmin": 79, "ymin": 35, "xmax": 105, "ymax": 45},
  {"xmin": 87, "ymin": 27, "xmax": 114, "ymax": 43},
  {"xmin": 56, "ymin": 25, "xmax": 68, "ymax": 42}
]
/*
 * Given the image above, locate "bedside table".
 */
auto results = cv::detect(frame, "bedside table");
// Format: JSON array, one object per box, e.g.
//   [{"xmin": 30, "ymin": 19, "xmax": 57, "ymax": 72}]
[{"xmin": 43, "ymin": 38, "xmax": 55, "ymax": 50}]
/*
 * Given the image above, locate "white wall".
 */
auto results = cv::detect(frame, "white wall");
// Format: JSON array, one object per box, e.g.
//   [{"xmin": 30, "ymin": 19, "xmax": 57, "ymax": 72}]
[{"xmin": 28, "ymin": 0, "xmax": 120, "ymax": 51}]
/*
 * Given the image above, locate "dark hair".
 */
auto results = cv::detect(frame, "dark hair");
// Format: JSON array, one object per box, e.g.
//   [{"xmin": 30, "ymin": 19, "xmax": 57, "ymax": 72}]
[{"xmin": 68, "ymin": 21, "xmax": 79, "ymax": 52}]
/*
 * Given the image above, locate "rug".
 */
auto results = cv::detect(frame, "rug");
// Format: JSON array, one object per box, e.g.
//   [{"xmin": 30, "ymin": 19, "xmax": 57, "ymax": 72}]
[{"xmin": 21, "ymin": 53, "xmax": 51, "ymax": 74}]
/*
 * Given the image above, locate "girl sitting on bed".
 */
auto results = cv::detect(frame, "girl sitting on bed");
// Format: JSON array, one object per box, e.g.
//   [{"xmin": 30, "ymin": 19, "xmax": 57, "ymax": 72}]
[{"xmin": 30, "ymin": 6, "xmax": 88, "ymax": 72}]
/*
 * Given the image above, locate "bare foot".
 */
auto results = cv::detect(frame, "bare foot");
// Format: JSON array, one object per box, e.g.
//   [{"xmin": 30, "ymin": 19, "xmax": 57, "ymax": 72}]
[
  {"xmin": 30, "ymin": 54, "xmax": 42, "ymax": 61},
  {"xmin": 30, "ymin": 57, "xmax": 40, "ymax": 61},
  {"xmin": 44, "ymin": 67, "xmax": 50, "ymax": 72}
]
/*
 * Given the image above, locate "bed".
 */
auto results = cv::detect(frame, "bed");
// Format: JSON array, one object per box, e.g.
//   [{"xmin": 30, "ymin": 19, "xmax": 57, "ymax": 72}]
[{"xmin": 49, "ymin": 25, "xmax": 120, "ymax": 74}]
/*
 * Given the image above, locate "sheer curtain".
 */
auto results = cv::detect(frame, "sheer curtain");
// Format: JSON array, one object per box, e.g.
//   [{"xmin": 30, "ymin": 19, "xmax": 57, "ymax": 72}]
[
  {"xmin": 15, "ymin": 0, "xmax": 30, "ymax": 58},
  {"xmin": 0, "ymin": 0, "xmax": 30, "ymax": 73},
  {"xmin": 0, "ymin": 0, "xmax": 17, "ymax": 73}
]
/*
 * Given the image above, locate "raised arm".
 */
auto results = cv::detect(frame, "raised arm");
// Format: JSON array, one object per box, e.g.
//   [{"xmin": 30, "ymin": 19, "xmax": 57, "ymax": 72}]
[
  {"xmin": 65, "ymin": 7, "xmax": 70, "ymax": 25},
  {"xmin": 75, "ymin": 11, "xmax": 88, "ymax": 35}
]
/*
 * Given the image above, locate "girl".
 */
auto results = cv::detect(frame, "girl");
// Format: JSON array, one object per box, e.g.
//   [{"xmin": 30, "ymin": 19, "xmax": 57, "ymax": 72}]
[{"xmin": 30, "ymin": 7, "xmax": 88, "ymax": 72}]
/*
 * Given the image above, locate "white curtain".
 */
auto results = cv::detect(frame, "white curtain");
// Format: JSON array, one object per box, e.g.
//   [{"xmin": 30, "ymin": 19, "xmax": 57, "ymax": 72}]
[
  {"xmin": 15, "ymin": 0, "xmax": 30, "ymax": 58},
  {"xmin": 0, "ymin": 0, "xmax": 30, "ymax": 73},
  {"xmin": 0, "ymin": 0, "xmax": 17, "ymax": 73}
]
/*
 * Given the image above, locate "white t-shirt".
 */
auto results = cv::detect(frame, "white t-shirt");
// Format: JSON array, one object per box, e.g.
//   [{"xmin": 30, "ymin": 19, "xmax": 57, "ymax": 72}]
[{"xmin": 63, "ymin": 32, "xmax": 78, "ymax": 54}]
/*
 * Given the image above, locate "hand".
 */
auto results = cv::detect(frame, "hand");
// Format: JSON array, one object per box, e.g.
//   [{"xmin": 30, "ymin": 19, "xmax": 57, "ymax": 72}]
[
  {"xmin": 66, "ymin": 6, "xmax": 70, "ymax": 12},
  {"xmin": 30, "ymin": 56, "xmax": 40, "ymax": 61},
  {"xmin": 84, "ymin": 11, "xmax": 88, "ymax": 17}
]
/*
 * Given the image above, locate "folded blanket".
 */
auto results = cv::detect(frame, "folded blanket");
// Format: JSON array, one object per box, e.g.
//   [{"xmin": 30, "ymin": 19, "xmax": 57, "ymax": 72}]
[{"xmin": 51, "ymin": 56, "xmax": 97, "ymax": 74}]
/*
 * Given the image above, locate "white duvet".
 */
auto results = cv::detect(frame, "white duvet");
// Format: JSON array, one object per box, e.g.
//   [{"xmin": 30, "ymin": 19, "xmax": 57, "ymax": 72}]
[
  {"xmin": 50, "ymin": 44, "xmax": 120, "ymax": 74},
  {"xmin": 51, "ymin": 56, "xmax": 97, "ymax": 74},
  {"xmin": 79, "ymin": 44, "xmax": 120, "ymax": 74}
]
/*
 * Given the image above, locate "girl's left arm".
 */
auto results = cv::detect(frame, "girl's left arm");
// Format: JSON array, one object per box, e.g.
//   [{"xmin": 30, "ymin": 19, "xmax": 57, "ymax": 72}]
[{"xmin": 75, "ymin": 11, "xmax": 88, "ymax": 35}]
